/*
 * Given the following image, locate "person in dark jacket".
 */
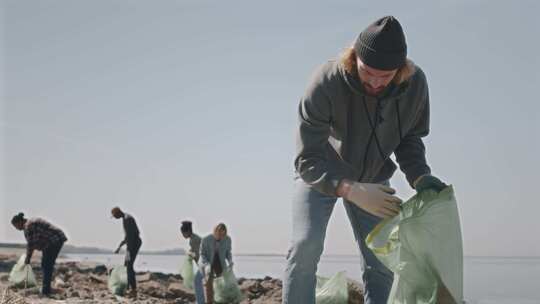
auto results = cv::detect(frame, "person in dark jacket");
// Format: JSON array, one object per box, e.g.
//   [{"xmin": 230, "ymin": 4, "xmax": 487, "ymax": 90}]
[
  {"xmin": 11, "ymin": 212, "xmax": 67, "ymax": 296},
  {"xmin": 283, "ymin": 16, "xmax": 448, "ymax": 304},
  {"xmin": 112, "ymin": 207, "xmax": 142, "ymax": 298},
  {"xmin": 181, "ymin": 220, "xmax": 202, "ymax": 263}
]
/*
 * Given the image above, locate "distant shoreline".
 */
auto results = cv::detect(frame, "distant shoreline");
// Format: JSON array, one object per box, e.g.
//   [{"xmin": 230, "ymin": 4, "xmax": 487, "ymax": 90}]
[
  {"xmin": 0, "ymin": 243, "xmax": 185, "ymax": 256},
  {"xmin": 2, "ymin": 243, "xmax": 539, "ymax": 259}
]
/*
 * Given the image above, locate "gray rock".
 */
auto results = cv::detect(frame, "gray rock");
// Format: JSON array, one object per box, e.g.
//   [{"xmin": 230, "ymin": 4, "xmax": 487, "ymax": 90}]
[
  {"xmin": 92, "ymin": 264, "xmax": 108, "ymax": 275},
  {"xmin": 137, "ymin": 272, "xmax": 152, "ymax": 282}
]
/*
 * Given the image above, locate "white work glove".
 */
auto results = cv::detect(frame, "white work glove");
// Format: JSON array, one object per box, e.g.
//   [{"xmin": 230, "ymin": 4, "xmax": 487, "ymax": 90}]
[{"xmin": 341, "ymin": 181, "xmax": 402, "ymax": 219}]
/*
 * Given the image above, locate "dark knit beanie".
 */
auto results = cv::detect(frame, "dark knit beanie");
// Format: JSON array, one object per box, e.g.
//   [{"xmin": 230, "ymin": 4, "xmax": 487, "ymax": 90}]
[
  {"xmin": 354, "ymin": 16, "xmax": 407, "ymax": 71},
  {"xmin": 181, "ymin": 221, "xmax": 193, "ymax": 233}
]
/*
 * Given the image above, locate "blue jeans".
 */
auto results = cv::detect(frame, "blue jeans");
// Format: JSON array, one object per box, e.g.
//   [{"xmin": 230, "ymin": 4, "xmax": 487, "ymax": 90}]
[
  {"xmin": 282, "ymin": 179, "xmax": 393, "ymax": 304},
  {"xmin": 194, "ymin": 269, "xmax": 206, "ymax": 304}
]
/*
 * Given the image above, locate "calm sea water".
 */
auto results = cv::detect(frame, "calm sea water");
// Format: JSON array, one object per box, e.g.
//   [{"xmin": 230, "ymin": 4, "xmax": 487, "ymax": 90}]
[{"xmin": 64, "ymin": 254, "xmax": 540, "ymax": 304}]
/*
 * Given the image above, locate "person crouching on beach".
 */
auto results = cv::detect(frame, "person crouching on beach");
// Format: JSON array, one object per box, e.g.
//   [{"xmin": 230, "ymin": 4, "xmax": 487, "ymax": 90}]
[
  {"xmin": 181, "ymin": 220, "xmax": 202, "ymax": 263},
  {"xmin": 194, "ymin": 223, "xmax": 233, "ymax": 304},
  {"xmin": 111, "ymin": 207, "xmax": 142, "ymax": 298},
  {"xmin": 282, "ymin": 16, "xmax": 448, "ymax": 304},
  {"xmin": 11, "ymin": 212, "xmax": 68, "ymax": 297}
]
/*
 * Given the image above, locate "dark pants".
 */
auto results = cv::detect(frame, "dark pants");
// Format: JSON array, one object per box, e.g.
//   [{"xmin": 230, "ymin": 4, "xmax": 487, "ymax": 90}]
[
  {"xmin": 205, "ymin": 272, "xmax": 215, "ymax": 304},
  {"xmin": 125, "ymin": 239, "xmax": 142, "ymax": 291},
  {"xmin": 41, "ymin": 241, "xmax": 64, "ymax": 295}
]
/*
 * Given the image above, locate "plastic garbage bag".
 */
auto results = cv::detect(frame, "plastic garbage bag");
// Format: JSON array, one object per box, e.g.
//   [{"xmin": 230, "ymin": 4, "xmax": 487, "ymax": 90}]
[
  {"xmin": 180, "ymin": 255, "xmax": 195, "ymax": 289},
  {"xmin": 108, "ymin": 265, "xmax": 128, "ymax": 296},
  {"xmin": 366, "ymin": 186, "xmax": 464, "ymax": 304},
  {"xmin": 8, "ymin": 255, "xmax": 37, "ymax": 288},
  {"xmin": 213, "ymin": 268, "xmax": 243, "ymax": 304},
  {"xmin": 315, "ymin": 271, "xmax": 348, "ymax": 304}
]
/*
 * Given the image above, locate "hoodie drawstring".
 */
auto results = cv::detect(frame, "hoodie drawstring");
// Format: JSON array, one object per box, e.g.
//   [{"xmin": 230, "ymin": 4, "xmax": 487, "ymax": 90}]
[
  {"xmin": 395, "ymin": 98, "xmax": 403, "ymax": 141},
  {"xmin": 356, "ymin": 96, "xmax": 387, "ymax": 181},
  {"xmin": 347, "ymin": 95, "xmax": 404, "ymax": 182}
]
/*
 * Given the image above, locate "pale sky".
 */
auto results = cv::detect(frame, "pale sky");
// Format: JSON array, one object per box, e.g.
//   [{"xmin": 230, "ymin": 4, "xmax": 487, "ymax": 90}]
[{"xmin": 1, "ymin": 0, "xmax": 539, "ymax": 256}]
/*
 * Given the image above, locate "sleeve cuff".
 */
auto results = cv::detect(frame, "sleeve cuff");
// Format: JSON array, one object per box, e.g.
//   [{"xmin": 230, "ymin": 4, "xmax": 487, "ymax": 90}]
[{"xmin": 407, "ymin": 167, "xmax": 431, "ymax": 188}]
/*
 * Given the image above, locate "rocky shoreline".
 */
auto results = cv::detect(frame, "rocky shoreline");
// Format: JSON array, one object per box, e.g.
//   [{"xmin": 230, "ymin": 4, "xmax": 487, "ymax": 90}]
[{"xmin": 0, "ymin": 254, "xmax": 364, "ymax": 303}]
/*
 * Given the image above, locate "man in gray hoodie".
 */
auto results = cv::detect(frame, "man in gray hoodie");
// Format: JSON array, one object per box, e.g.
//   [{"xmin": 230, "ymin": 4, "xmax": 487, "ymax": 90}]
[{"xmin": 283, "ymin": 16, "xmax": 447, "ymax": 304}]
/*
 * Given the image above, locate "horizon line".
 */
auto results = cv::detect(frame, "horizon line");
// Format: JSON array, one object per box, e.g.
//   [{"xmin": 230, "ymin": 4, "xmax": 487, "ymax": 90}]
[{"xmin": 2, "ymin": 242, "xmax": 539, "ymax": 259}]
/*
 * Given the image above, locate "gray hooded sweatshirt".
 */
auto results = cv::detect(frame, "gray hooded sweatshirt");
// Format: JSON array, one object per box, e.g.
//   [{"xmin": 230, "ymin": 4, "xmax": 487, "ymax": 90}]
[{"xmin": 295, "ymin": 60, "xmax": 431, "ymax": 196}]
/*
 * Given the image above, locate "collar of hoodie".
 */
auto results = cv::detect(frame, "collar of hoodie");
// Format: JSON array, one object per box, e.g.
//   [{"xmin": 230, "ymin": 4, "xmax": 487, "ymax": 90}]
[{"xmin": 339, "ymin": 62, "xmax": 409, "ymax": 106}]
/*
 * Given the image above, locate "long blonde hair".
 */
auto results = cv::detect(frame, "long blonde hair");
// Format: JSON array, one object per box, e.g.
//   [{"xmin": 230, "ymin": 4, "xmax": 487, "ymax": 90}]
[
  {"xmin": 340, "ymin": 47, "xmax": 416, "ymax": 85},
  {"xmin": 214, "ymin": 223, "xmax": 227, "ymax": 235}
]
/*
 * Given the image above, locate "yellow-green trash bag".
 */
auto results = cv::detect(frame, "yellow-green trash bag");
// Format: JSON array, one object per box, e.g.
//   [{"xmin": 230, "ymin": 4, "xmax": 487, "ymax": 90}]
[
  {"xmin": 180, "ymin": 255, "xmax": 195, "ymax": 289},
  {"xmin": 315, "ymin": 271, "xmax": 348, "ymax": 304},
  {"xmin": 213, "ymin": 268, "xmax": 243, "ymax": 303},
  {"xmin": 366, "ymin": 186, "xmax": 464, "ymax": 304},
  {"xmin": 8, "ymin": 255, "xmax": 37, "ymax": 288},
  {"xmin": 108, "ymin": 265, "xmax": 128, "ymax": 296}
]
